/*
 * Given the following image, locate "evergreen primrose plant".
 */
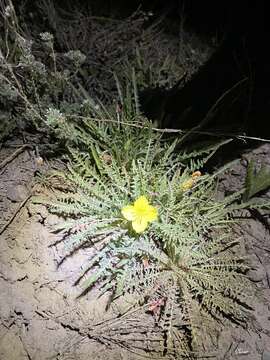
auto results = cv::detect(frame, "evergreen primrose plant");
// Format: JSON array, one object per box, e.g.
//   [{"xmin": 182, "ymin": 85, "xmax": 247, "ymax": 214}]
[
  {"xmin": 1, "ymin": 2, "xmax": 268, "ymax": 356},
  {"xmin": 36, "ymin": 88, "xmax": 258, "ymax": 355}
]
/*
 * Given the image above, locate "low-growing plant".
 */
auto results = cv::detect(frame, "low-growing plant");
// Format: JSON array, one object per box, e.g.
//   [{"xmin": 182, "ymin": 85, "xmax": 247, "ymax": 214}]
[
  {"xmin": 34, "ymin": 90, "xmax": 267, "ymax": 357},
  {"xmin": 2, "ymin": 2, "xmax": 269, "ymax": 357}
]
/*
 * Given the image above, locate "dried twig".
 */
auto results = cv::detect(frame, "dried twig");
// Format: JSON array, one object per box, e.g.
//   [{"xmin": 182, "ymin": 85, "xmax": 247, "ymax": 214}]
[
  {"xmin": 0, "ymin": 194, "xmax": 31, "ymax": 236},
  {"xmin": 69, "ymin": 115, "xmax": 270, "ymax": 143},
  {"xmin": 0, "ymin": 144, "xmax": 31, "ymax": 170}
]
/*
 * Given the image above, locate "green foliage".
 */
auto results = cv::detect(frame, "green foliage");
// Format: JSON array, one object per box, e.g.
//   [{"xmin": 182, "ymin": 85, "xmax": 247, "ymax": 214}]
[
  {"xmin": 34, "ymin": 97, "xmax": 256, "ymax": 356},
  {"xmin": 0, "ymin": 4, "xmax": 87, "ymax": 130},
  {"xmin": 1, "ymin": 2, "xmax": 262, "ymax": 356},
  {"xmin": 0, "ymin": 0, "xmax": 213, "ymax": 144},
  {"xmin": 243, "ymin": 159, "xmax": 270, "ymax": 202},
  {"xmin": 0, "ymin": 115, "xmax": 16, "ymax": 142},
  {"xmin": 119, "ymin": 46, "xmax": 185, "ymax": 90}
]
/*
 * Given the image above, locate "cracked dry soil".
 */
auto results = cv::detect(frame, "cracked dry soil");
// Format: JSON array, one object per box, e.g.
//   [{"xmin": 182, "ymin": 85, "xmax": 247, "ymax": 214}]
[{"xmin": 0, "ymin": 139, "xmax": 270, "ymax": 360}]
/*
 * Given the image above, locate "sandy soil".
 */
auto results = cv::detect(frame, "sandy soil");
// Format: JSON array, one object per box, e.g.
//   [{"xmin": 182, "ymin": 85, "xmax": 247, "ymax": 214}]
[{"xmin": 0, "ymin": 139, "xmax": 270, "ymax": 360}]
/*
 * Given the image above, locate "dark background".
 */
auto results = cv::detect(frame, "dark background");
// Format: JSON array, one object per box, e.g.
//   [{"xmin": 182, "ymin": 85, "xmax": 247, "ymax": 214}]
[
  {"xmin": 13, "ymin": 0, "xmax": 270, "ymax": 139},
  {"xmin": 105, "ymin": 0, "xmax": 270, "ymax": 138}
]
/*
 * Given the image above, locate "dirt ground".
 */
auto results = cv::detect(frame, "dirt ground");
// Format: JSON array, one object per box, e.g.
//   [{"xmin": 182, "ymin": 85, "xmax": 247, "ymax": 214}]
[{"xmin": 0, "ymin": 137, "xmax": 270, "ymax": 360}]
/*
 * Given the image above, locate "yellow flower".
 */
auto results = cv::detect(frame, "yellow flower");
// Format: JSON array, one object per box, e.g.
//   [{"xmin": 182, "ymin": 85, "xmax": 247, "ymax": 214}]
[
  {"xmin": 192, "ymin": 171, "xmax": 202, "ymax": 178},
  {"xmin": 121, "ymin": 196, "xmax": 158, "ymax": 233},
  {"xmin": 180, "ymin": 171, "xmax": 202, "ymax": 191},
  {"xmin": 180, "ymin": 178, "xmax": 194, "ymax": 191}
]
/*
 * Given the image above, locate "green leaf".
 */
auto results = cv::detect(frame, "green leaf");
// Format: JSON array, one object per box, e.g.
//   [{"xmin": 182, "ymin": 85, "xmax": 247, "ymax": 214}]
[
  {"xmin": 243, "ymin": 160, "xmax": 270, "ymax": 201},
  {"xmin": 81, "ymin": 269, "xmax": 104, "ymax": 291}
]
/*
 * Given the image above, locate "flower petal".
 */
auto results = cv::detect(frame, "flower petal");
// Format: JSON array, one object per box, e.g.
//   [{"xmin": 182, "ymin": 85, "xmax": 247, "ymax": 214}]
[
  {"xmin": 132, "ymin": 218, "xmax": 148, "ymax": 233},
  {"xmin": 180, "ymin": 178, "xmax": 194, "ymax": 191},
  {"xmin": 134, "ymin": 196, "xmax": 149, "ymax": 210},
  {"xmin": 192, "ymin": 171, "xmax": 201, "ymax": 178},
  {"xmin": 121, "ymin": 205, "xmax": 136, "ymax": 221},
  {"xmin": 145, "ymin": 205, "xmax": 158, "ymax": 222}
]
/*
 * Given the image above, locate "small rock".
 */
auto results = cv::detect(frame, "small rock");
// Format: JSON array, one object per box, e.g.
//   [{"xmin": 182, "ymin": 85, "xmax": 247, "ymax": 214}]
[
  {"xmin": 262, "ymin": 351, "xmax": 270, "ymax": 360},
  {"xmin": 247, "ymin": 267, "xmax": 265, "ymax": 282},
  {"xmin": 6, "ymin": 184, "xmax": 29, "ymax": 202},
  {"xmin": 247, "ymin": 255, "xmax": 266, "ymax": 282},
  {"xmin": 235, "ymin": 347, "xmax": 249, "ymax": 356},
  {"xmin": 45, "ymin": 214, "xmax": 60, "ymax": 226},
  {"xmin": 240, "ymin": 157, "xmax": 248, "ymax": 167},
  {"xmin": 27, "ymin": 203, "xmax": 48, "ymax": 219}
]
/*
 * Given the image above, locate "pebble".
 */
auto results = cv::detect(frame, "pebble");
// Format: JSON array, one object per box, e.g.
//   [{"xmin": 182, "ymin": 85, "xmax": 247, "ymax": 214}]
[
  {"xmin": 247, "ymin": 255, "xmax": 266, "ymax": 282},
  {"xmin": 27, "ymin": 204, "xmax": 48, "ymax": 219},
  {"xmin": 247, "ymin": 266, "xmax": 265, "ymax": 282},
  {"xmin": 235, "ymin": 347, "xmax": 249, "ymax": 356},
  {"xmin": 45, "ymin": 214, "xmax": 60, "ymax": 226},
  {"xmin": 6, "ymin": 184, "xmax": 29, "ymax": 202}
]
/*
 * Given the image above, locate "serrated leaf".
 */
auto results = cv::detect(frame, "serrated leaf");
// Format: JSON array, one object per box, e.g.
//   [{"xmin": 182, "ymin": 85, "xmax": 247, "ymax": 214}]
[{"xmin": 81, "ymin": 269, "xmax": 104, "ymax": 291}]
